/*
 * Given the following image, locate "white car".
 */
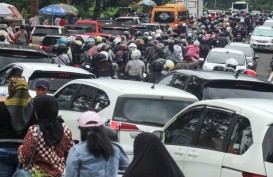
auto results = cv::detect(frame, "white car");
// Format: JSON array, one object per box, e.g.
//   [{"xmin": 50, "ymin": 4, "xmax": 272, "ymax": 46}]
[
  {"xmin": 202, "ymin": 48, "xmax": 247, "ymax": 71},
  {"xmin": 0, "ymin": 63, "xmax": 94, "ymax": 97},
  {"xmin": 154, "ymin": 98, "xmax": 273, "ymax": 177},
  {"xmin": 250, "ymin": 26, "xmax": 273, "ymax": 50},
  {"xmin": 53, "ymin": 79, "xmax": 198, "ymax": 160},
  {"xmin": 263, "ymin": 19, "xmax": 273, "ymax": 28}
]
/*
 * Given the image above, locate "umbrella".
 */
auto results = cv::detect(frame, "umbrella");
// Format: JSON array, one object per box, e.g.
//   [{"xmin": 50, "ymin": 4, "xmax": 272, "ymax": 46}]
[
  {"xmin": 138, "ymin": 0, "xmax": 157, "ymax": 7},
  {"xmin": 0, "ymin": 3, "xmax": 22, "ymax": 18},
  {"xmin": 39, "ymin": 4, "xmax": 78, "ymax": 16}
]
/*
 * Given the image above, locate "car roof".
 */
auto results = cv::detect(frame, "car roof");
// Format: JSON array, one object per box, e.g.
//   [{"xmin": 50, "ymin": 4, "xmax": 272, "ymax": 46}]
[
  {"xmin": 264, "ymin": 19, "xmax": 273, "ymax": 22},
  {"xmin": 138, "ymin": 23, "xmax": 160, "ymax": 25},
  {"xmin": 70, "ymin": 79, "xmax": 198, "ymax": 100},
  {"xmin": 34, "ymin": 25, "xmax": 65, "ymax": 29},
  {"xmin": 172, "ymin": 70, "xmax": 268, "ymax": 82},
  {"xmin": 254, "ymin": 26, "xmax": 273, "ymax": 30},
  {"xmin": 0, "ymin": 44, "xmax": 48, "ymax": 55},
  {"xmin": 11, "ymin": 62, "xmax": 92, "ymax": 75},
  {"xmin": 196, "ymin": 99, "xmax": 273, "ymax": 122},
  {"xmin": 43, "ymin": 35, "xmax": 66, "ymax": 38},
  {"xmin": 226, "ymin": 42, "xmax": 251, "ymax": 48},
  {"xmin": 210, "ymin": 48, "xmax": 245, "ymax": 54}
]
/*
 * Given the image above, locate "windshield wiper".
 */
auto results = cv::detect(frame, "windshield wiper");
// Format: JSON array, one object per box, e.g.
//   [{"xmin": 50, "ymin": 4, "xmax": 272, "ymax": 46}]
[{"xmin": 140, "ymin": 121, "xmax": 164, "ymax": 127}]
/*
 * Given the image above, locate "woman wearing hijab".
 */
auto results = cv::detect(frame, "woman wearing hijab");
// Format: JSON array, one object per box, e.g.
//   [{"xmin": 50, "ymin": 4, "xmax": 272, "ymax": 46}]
[
  {"xmin": 18, "ymin": 95, "xmax": 74, "ymax": 177},
  {"xmin": 123, "ymin": 132, "xmax": 185, "ymax": 177},
  {"xmin": 0, "ymin": 77, "xmax": 34, "ymax": 177},
  {"xmin": 64, "ymin": 111, "xmax": 129, "ymax": 177}
]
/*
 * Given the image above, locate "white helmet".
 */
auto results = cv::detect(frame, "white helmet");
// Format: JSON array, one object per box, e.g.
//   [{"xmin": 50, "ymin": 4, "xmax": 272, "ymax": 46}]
[
  {"xmin": 113, "ymin": 37, "xmax": 121, "ymax": 45},
  {"xmin": 225, "ymin": 58, "xmax": 238, "ymax": 70},
  {"xmin": 194, "ymin": 40, "xmax": 200, "ymax": 47},
  {"xmin": 128, "ymin": 43, "xmax": 137, "ymax": 51},
  {"xmin": 67, "ymin": 36, "xmax": 76, "ymax": 43},
  {"xmin": 164, "ymin": 60, "xmax": 174, "ymax": 71},
  {"xmin": 100, "ymin": 51, "xmax": 109, "ymax": 61},
  {"xmin": 148, "ymin": 36, "xmax": 152, "ymax": 41},
  {"xmin": 131, "ymin": 49, "xmax": 141, "ymax": 60}
]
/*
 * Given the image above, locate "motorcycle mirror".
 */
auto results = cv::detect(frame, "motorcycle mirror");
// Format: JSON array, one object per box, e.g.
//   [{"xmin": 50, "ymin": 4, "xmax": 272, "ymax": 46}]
[{"xmin": 85, "ymin": 65, "xmax": 90, "ymax": 69}]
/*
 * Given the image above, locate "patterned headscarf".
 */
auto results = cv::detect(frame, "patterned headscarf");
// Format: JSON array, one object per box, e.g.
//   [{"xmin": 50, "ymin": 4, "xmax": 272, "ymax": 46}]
[{"xmin": 4, "ymin": 77, "xmax": 33, "ymax": 134}]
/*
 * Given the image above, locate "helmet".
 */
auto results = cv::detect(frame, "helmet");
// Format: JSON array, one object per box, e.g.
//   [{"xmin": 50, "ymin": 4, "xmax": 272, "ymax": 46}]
[
  {"xmin": 156, "ymin": 43, "xmax": 164, "ymax": 50},
  {"xmin": 164, "ymin": 60, "xmax": 174, "ymax": 71},
  {"xmin": 97, "ymin": 43, "xmax": 105, "ymax": 52},
  {"xmin": 187, "ymin": 33, "xmax": 192, "ymax": 39},
  {"xmin": 197, "ymin": 34, "xmax": 203, "ymax": 41},
  {"xmin": 67, "ymin": 36, "xmax": 76, "ymax": 43},
  {"xmin": 194, "ymin": 40, "xmax": 200, "ymax": 47},
  {"xmin": 144, "ymin": 32, "xmax": 149, "ymax": 36},
  {"xmin": 74, "ymin": 40, "xmax": 83, "ymax": 46},
  {"xmin": 243, "ymin": 69, "xmax": 257, "ymax": 76},
  {"xmin": 152, "ymin": 60, "xmax": 164, "ymax": 71},
  {"xmin": 148, "ymin": 36, "xmax": 152, "ymax": 41},
  {"xmin": 123, "ymin": 31, "xmax": 130, "ymax": 38},
  {"xmin": 113, "ymin": 37, "xmax": 121, "ymax": 45},
  {"xmin": 222, "ymin": 26, "xmax": 227, "ymax": 30},
  {"xmin": 156, "ymin": 29, "xmax": 162, "ymax": 34},
  {"xmin": 120, "ymin": 35, "xmax": 127, "ymax": 41},
  {"xmin": 128, "ymin": 43, "xmax": 137, "ymax": 51},
  {"xmin": 101, "ymin": 44, "xmax": 110, "ymax": 52},
  {"xmin": 99, "ymin": 51, "xmax": 109, "ymax": 61},
  {"xmin": 135, "ymin": 31, "xmax": 142, "ymax": 37},
  {"xmin": 135, "ymin": 38, "xmax": 144, "ymax": 46},
  {"xmin": 52, "ymin": 45, "xmax": 59, "ymax": 54},
  {"xmin": 225, "ymin": 58, "xmax": 238, "ymax": 70},
  {"xmin": 0, "ymin": 24, "xmax": 7, "ymax": 30},
  {"xmin": 59, "ymin": 37, "xmax": 68, "ymax": 45},
  {"xmin": 83, "ymin": 43, "xmax": 94, "ymax": 51},
  {"xmin": 109, "ymin": 36, "xmax": 115, "ymax": 42},
  {"xmin": 120, "ymin": 43, "xmax": 128, "ymax": 51},
  {"xmin": 57, "ymin": 44, "xmax": 67, "ymax": 54},
  {"xmin": 96, "ymin": 53, "xmax": 108, "ymax": 62},
  {"xmin": 131, "ymin": 49, "xmax": 141, "ymax": 60},
  {"xmin": 96, "ymin": 36, "xmax": 103, "ymax": 43}
]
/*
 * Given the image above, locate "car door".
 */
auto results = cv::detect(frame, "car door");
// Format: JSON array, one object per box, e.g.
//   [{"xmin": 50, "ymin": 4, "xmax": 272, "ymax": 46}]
[
  {"xmin": 171, "ymin": 74, "xmax": 190, "ymax": 90},
  {"xmin": 183, "ymin": 107, "xmax": 235, "ymax": 177},
  {"xmin": 184, "ymin": 76, "xmax": 203, "ymax": 100},
  {"xmin": 164, "ymin": 106, "xmax": 205, "ymax": 171},
  {"xmin": 157, "ymin": 73, "xmax": 177, "ymax": 86}
]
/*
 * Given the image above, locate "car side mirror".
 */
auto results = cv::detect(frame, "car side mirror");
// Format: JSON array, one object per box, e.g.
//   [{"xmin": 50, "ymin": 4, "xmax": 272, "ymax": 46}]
[
  {"xmin": 152, "ymin": 130, "xmax": 164, "ymax": 141},
  {"xmin": 255, "ymin": 55, "xmax": 259, "ymax": 59}
]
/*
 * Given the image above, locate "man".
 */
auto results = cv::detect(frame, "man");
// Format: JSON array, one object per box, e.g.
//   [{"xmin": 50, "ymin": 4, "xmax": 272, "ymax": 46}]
[
  {"xmin": 35, "ymin": 79, "xmax": 50, "ymax": 97},
  {"xmin": 54, "ymin": 16, "xmax": 61, "ymax": 26}
]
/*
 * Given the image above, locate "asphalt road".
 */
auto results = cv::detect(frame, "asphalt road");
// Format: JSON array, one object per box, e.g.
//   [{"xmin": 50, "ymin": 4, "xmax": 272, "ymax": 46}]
[{"xmin": 255, "ymin": 50, "xmax": 273, "ymax": 79}]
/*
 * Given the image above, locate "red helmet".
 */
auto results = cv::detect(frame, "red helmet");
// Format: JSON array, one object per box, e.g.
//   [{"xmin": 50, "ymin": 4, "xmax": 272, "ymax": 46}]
[
  {"xmin": 222, "ymin": 26, "xmax": 227, "ymax": 30},
  {"xmin": 243, "ymin": 69, "xmax": 257, "ymax": 76}
]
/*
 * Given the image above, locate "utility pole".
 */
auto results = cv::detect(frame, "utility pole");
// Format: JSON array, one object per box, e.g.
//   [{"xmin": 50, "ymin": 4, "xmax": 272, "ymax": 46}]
[{"xmin": 214, "ymin": 0, "xmax": 216, "ymax": 9}]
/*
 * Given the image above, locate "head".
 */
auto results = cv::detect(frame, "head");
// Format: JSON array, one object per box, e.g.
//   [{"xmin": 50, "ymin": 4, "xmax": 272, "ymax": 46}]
[
  {"xmin": 19, "ymin": 25, "xmax": 25, "ymax": 30},
  {"xmin": 35, "ymin": 79, "xmax": 50, "ymax": 96},
  {"xmin": 7, "ymin": 76, "xmax": 28, "ymax": 97},
  {"xmin": 225, "ymin": 58, "xmax": 238, "ymax": 70},
  {"xmin": 194, "ymin": 40, "xmax": 200, "ymax": 47},
  {"xmin": 0, "ymin": 34, "xmax": 5, "ymax": 42},
  {"xmin": 131, "ymin": 49, "xmax": 141, "ymax": 60},
  {"xmin": 78, "ymin": 111, "xmax": 114, "ymax": 160}
]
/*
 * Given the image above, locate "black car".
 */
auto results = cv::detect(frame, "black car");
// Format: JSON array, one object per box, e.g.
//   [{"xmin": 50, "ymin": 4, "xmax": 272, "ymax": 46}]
[
  {"xmin": 0, "ymin": 44, "xmax": 49, "ymax": 69},
  {"xmin": 39, "ymin": 35, "xmax": 66, "ymax": 55},
  {"xmin": 101, "ymin": 27, "xmax": 129, "ymax": 36},
  {"xmin": 157, "ymin": 70, "xmax": 273, "ymax": 100}
]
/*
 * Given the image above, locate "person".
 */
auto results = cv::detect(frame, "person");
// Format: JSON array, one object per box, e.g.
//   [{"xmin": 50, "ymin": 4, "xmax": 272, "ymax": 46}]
[
  {"xmin": 35, "ymin": 79, "xmax": 50, "ymax": 97},
  {"xmin": 0, "ymin": 77, "xmax": 34, "ymax": 177},
  {"xmin": 123, "ymin": 132, "xmax": 185, "ymax": 177},
  {"xmin": 144, "ymin": 60, "xmax": 164, "ymax": 83},
  {"xmin": 64, "ymin": 111, "xmax": 129, "ymax": 177},
  {"xmin": 0, "ymin": 24, "xmax": 12, "ymax": 43},
  {"xmin": 185, "ymin": 40, "xmax": 200, "ymax": 60},
  {"xmin": 164, "ymin": 40, "xmax": 180, "ymax": 65},
  {"xmin": 0, "ymin": 34, "xmax": 10, "ymax": 44},
  {"xmin": 14, "ymin": 25, "xmax": 29, "ymax": 46},
  {"xmin": 125, "ymin": 49, "xmax": 145, "ymax": 81},
  {"xmin": 18, "ymin": 95, "xmax": 74, "ymax": 177},
  {"xmin": 59, "ymin": 16, "xmax": 66, "ymax": 26},
  {"xmin": 54, "ymin": 16, "xmax": 61, "ymax": 26},
  {"xmin": 51, "ymin": 44, "xmax": 70, "ymax": 65},
  {"xmin": 92, "ymin": 52, "xmax": 113, "ymax": 79}
]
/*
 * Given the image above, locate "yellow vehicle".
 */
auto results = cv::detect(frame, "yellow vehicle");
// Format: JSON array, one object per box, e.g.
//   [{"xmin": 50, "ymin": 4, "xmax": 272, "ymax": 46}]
[{"xmin": 151, "ymin": 4, "xmax": 189, "ymax": 28}]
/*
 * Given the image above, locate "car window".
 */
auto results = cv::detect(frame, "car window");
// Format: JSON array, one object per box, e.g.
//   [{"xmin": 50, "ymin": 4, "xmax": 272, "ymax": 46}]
[
  {"xmin": 41, "ymin": 37, "xmax": 59, "ymax": 46},
  {"xmin": 185, "ymin": 76, "xmax": 202, "ymax": 100},
  {"xmin": 92, "ymin": 89, "xmax": 110, "ymax": 112},
  {"xmin": 253, "ymin": 28, "xmax": 273, "ymax": 37},
  {"xmin": 165, "ymin": 110, "xmax": 203, "ymax": 145},
  {"xmin": 70, "ymin": 85, "xmax": 96, "ymax": 112},
  {"xmin": 228, "ymin": 116, "xmax": 253, "ymax": 155},
  {"xmin": 207, "ymin": 51, "xmax": 246, "ymax": 66},
  {"xmin": 225, "ymin": 45, "xmax": 254, "ymax": 57},
  {"xmin": 114, "ymin": 97, "xmax": 193, "ymax": 126},
  {"xmin": 55, "ymin": 84, "xmax": 79, "ymax": 110},
  {"xmin": 6, "ymin": 68, "xmax": 23, "ymax": 83},
  {"xmin": 196, "ymin": 109, "xmax": 233, "ymax": 151},
  {"xmin": 157, "ymin": 74, "xmax": 176, "ymax": 86},
  {"xmin": 33, "ymin": 27, "xmax": 60, "ymax": 35},
  {"xmin": 173, "ymin": 74, "xmax": 189, "ymax": 90},
  {"xmin": 263, "ymin": 126, "xmax": 273, "ymax": 163},
  {"xmin": 0, "ymin": 67, "xmax": 13, "ymax": 85}
]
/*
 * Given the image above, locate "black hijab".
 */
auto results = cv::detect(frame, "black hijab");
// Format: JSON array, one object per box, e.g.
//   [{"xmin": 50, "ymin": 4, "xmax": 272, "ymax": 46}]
[
  {"xmin": 123, "ymin": 132, "xmax": 185, "ymax": 177},
  {"xmin": 33, "ymin": 95, "xmax": 64, "ymax": 146}
]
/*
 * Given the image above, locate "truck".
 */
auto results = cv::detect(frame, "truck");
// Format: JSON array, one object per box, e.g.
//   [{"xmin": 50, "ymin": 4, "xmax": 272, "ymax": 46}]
[
  {"xmin": 175, "ymin": 0, "xmax": 203, "ymax": 19},
  {"xmin": 231, "ymin": 1, "xmax": 249, "ymax": 13}
]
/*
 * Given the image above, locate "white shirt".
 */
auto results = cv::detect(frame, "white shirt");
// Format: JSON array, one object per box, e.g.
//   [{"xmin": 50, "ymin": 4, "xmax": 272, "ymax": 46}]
[
  {"xmin": 54, "ymin": 17, "xmax": 61, "ymax": 26},
  {"xmin": 174, "ymin": 44, "xmax": 183, "ymax": 59}
]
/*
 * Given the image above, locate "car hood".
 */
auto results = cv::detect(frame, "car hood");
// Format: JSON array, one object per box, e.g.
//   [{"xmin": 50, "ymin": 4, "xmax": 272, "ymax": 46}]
[{"xmin": 251, "ymin": 35, "xmax": 273, "ymax": 42}]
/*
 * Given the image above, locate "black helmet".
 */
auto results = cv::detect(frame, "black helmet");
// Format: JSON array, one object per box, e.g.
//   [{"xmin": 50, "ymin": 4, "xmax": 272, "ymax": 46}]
[
  {"xmin": 172, "ymin": 33, "xmax": 178, "ymax": 38},
  {"xmin": 152, "ymin": 60, "xmax": 164, "ymax": 71},
  {"xmin": 95, "ymin": 53, "xmax": 107, "ymax": 62},
  {"xmin": 135, "ymin": 31, "xmax": 142, "ymax": 37},
  {"xmin": 174, "ymin": 38, "xmax": 180, "ymax": 44},
  {"xmin": 123, "ymin": 31, "xmax": 130, "ymax": 38},
  {"xmin": 52, "ymin": 45, "xmax": 59, "ymax": 54},
  {"xmin": 57, "ymin": 44, "xmax": 67, "ymax": 54},
  {"xmin": 109, "ymin": 36, "xmax": 115, "ymax": 43}
]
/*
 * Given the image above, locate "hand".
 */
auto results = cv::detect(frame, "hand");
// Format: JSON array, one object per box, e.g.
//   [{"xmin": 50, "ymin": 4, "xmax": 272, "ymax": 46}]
[{"xmin": 17, "ymin": 145, "xmax": 23, "ymax": 153}]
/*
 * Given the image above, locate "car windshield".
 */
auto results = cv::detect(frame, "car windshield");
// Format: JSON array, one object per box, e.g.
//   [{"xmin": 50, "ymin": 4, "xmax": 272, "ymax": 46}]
[
  {"xmin": 114, "ymin": 97, "xmax": 193, "ymax": 126},
  {"xmin": 263, "ymin": 21, "xmax": 273, "ymax": 27},
  {"xmin": 41, "ymin": 37, "xmax": 60, "ymax": 46},
  {"xmin": 28, "ymin": 71, "xmax": 92, "ymax": 93},
  {"xmin": 233, "ymin": 4, "xmax": 247, "ymax": 10},
  {"xmin": 202, "ymin": 80, "xmax": 273, "ymax": 99},
  {"xmin": 207, "ymin": 51, "xmax": 245, "ymax": 65},
  {"xmin": 154, "ymin": 11, "xmax": 175, "ymax": 23},
  {"xmin": 67, "ymin": 29, "xmax": 86, "ymax": 34},
  {"xmin": 253, "ymin": 29, "xmax": 273, "ymax": 37},
  {"xmin": 0, "ymin": 50, "xmax": 49, "ymax": 69},
  {"xmin": 225, "ymin": 46, "xmax": 254, "ymax": 57},
  {"xmin": 33, "ymin": 27, "xmax": 59, "ymax": 35}
]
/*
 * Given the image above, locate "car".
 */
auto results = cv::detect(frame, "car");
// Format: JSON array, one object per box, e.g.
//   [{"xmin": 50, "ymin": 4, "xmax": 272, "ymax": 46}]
[
  {"xmin": 202, "ymin": 48, "xmax": 247, "ymax": 71},
  {"xmin": 263, "ymin": 19, "xmax": 273, "ymax": 28},
  {"xmin": 102, "ymin": 26, "xmax": 129, "ymax": 36},
  {"xmin": 30, "ymin": 25, "xmax": 70, "ymax": 48},
  {"xmin": 154, "ymin": 98, "xmax": 273, "ymax": 177},
  {"xmin": 225, "ymin": 42, "xmax": 259, "ymax": 71},
  {"xmin": 0, "ymin": 44, "xmax": 49, "ymax": 69},
  {"xmin": 250, "ymin": 26, "xmax": 273, "ymax": 51},
  {"xmin": 0, "ymin": 63, "xmax": 95, "ymax": 97},
  {"xmin": 53, "ymin": 79, "xmax": 198, "ymax": 160},
  {"xmin": 115, "ymin": 17, "xmax": 142, "ymax": 27},
  {"xmin": 157, "ymin": 70, "xmax": 273, "ymax": 100},
  {"xmin": 138, "ymin": 23, "xmax": 162, "ymax": 31},
  {"xmin": 128, "ymin": 23, "xmax": 161, "ymax": 36},
  {"xmin": 39, "ymin": 35, "xmax": 64, "ymax": 55}
]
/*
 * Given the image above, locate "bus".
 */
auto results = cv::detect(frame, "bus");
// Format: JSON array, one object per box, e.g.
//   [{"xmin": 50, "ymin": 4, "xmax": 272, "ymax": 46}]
[
  {"xmin": 151, "ymin": 4, "xmax": 189, "ymax": 28},
  {"xmin": 231, "ymin": 1, "xmax": 249, "ymax": 13}
]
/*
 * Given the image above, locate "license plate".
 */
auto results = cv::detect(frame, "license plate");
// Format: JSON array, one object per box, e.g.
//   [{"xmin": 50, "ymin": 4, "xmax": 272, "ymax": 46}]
[{"xmin": 257, "ymin": 45, "xmax": 265, "ymax": 48}]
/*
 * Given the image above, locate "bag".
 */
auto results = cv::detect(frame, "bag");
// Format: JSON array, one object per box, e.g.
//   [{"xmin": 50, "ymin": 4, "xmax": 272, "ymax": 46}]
[{"xmin": 12, "ymin": 125, "xmax": 41, "ymax": 177}]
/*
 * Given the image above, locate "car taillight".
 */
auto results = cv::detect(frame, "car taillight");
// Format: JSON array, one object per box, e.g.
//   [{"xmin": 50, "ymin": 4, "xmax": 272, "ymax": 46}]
[
  {"xmin": 109, "ymin": 121, "xmax": 139, "ymax": 131},
  {"xmin": 39, "ymin": 45, "xmax": 43, "ymax": 49},
  {"xmin": 242, "ymin": 172, "xmax": 266, "ymax": 177},
  {"xmin": 74, "ymin": 64, "xmax": 80, "ymax": 67}
]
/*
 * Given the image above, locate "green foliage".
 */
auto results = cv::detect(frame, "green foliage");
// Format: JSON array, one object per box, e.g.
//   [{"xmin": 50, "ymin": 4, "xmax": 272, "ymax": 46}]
[{"xmin": 100, "ymin": 7, "xmax": 120, "ymax": 18}]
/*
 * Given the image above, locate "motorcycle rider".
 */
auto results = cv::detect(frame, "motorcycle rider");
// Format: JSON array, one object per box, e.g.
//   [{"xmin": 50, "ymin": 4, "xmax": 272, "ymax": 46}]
[
  {"xmin": 144, "ymin": 60, "xmax": 165, "ymax": 83},
  {"xmin": 124, "ymin": 49, "xmax": 145, "ymax": 81}
]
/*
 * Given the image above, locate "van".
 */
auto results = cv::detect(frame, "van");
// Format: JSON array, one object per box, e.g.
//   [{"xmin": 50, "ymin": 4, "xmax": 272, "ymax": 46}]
[{"xmin": 151, "ymin": 4, "xmax": 189, "ymax": 28}]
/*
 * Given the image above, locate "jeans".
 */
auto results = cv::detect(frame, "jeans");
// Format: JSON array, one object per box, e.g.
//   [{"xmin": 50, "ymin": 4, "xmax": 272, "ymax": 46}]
[{"xmin": 0, "ymin": 148, "xmax": 18, "ymax": 177}]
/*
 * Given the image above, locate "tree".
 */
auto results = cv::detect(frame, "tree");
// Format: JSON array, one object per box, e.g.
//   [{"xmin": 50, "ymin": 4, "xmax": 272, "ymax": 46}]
[{"xmin": 31, "ymin": 0, "xmax": 39, "ymax": 16}]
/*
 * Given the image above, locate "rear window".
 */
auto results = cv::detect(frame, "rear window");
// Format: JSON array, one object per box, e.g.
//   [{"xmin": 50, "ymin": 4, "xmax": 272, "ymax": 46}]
[
  {"xmin": 116, "ymin": 18, "xmax": 137, "ymax": 26},
  {"xmin": 41, "ymin": 37, "xmax": 60, "ymax": 46},
  {"xmin": 0, "ymin": 50, "xmax": 49, "ymax": 69},
  {"xmin": 32, "ymin": 27, "xmax": 60, "ymax": 36},
  {"xmin": 28, "ymin": 71, "xmax": 93, "ymax": 93},
  {"xmin": 113, "ymin": 97, "xmax": 193, "ymax": 126},
  {"xmin": 202, "ymin": 80, "xmax": 273, "ymax": 100},
  {"xmin": 263, "ymin": 126, "xmax": 273, "ymax": 163},
  {"xmin": 207, "ymin": 51, "xmax": 246, "ymax": 66},
  {"xmin": 102, "ymin": 28, "xmax": 128, "ymax": 36},
  {"xmin": 154, "ymin": 11, "xmax": 175, "ymax": 23}
]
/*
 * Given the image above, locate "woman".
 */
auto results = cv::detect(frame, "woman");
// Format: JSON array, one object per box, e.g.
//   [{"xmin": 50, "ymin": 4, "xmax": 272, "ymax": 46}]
[
  {"xmin": 185, "ymin": 40, "xmax": 200, "ymax": 60},
  {"xmin": 18, "ymin": 96, "xmax": 74, "ymax": 177},
  {"xmin": 14, "ymin": 25, "xmax": 29, "ymax": 46},
  {"xmin": 123, "ymin": 132, "xmax": 185, "ymax": 177},
  {"xmin": 65, "ymin": 111, "xmax": 129, "ymax": 177},
  {"xmin": 0, "ymin": 77, "xmax": 34, "ymax": 177},
  {"xmin": 125, "ymin": 49, "xmax": 145, "ymax": 81}
]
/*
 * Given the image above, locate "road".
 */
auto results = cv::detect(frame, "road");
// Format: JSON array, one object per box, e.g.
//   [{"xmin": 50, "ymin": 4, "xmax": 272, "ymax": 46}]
[{"xmin": 256, "ymin": 50, "xmax": 273, "ymax": 79}]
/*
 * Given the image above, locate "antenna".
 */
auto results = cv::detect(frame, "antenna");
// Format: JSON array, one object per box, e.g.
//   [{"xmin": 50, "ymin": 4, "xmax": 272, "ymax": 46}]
[{"xmin": 151, "ymin": 82, "xmax": 155, "ymax": 89}]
